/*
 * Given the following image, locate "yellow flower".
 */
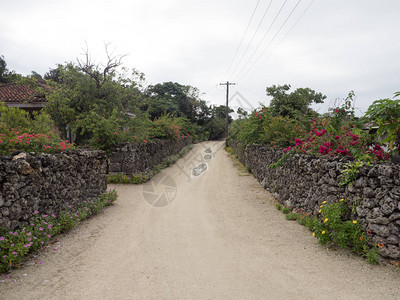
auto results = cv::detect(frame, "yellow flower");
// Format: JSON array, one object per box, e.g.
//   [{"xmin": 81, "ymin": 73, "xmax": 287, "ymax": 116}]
[
  {"xmin": 322, "ymin": 231, "xmax": 326, "ymax": 234},
  {"xmin": 324, "ymin": 218, "xmax": 328, "ymax": 223},
  {"xmin": 352, "ymin": 220, "xmax": 357, "ymax": 224},
  {"xmin": 312, "ymin": 232, "xmax": 315, "ymax": 237},
  {"xmin": 318, "ymin": 209, "xmax": 322, "ymax": 213},
  {"xmin": 320, "ymin": 205, "xmax": 323, "ymax": 208},
  {"xmin": 340, "ymin": 199, "xmax": 344, "ymax": 202},
  {"xmin": 322, "ymin": 201, "xmax": 327, "ymax": 204}
]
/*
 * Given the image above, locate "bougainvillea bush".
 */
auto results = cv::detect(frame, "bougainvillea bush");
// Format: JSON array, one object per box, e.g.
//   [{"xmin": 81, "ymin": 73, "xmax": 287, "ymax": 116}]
[
  {"xmin": 0, "ymin": 189, "xmax": 118, "ymax": 273},
  {"xmin": 0, "ymin": 105, "xmax": 75, "ymax": 156},
  {"xmin": 229, "ymin": 99, "xmax": 390, "ymax": 161},
  {"xmin": 282, "ymin": 118, "xmax": 390, "ymax": 161},
  {"xmin": 229, "ymin": 106, "xmax": 304, "ymax": 148},
  {"xmin": 0, "ymin": 126, "xmax": 75, "ymax": 156}
]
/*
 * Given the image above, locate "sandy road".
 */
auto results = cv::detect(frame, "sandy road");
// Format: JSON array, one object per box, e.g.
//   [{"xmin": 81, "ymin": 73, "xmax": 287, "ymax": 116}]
[{"xmin": 1, "ymin": 141, "xmax": 400, "ymax": 299}]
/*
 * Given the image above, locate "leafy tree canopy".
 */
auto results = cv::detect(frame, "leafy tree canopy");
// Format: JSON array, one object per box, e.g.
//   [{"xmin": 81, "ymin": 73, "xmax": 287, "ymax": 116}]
[
  {"xmin": 266, "ymin": 84, "xmax": 326, "ymax": 120},
  {"xmin": 0, "ymin": 55, "xmax": 22, "ymax": 83}
]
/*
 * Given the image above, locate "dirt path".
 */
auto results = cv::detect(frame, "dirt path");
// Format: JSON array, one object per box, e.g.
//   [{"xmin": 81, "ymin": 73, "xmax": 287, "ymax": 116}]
[{"xmin": 1, "ymin": 141, "xmax": 400, "ymax": 299}]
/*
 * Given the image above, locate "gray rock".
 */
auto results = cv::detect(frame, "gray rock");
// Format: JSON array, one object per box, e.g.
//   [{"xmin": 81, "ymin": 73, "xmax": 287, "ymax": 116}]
[
  {"xmin": 380, "ymin": 196, "xmax": 397, "ymax": 215},
  {"xmin": 387, "ymin": 235, "xmax": 400, "ymax": 244},
  {"xmin": 356, "ymin": 207, "xmax": 368, "ymax": 217},
  {"xmin": 367, "ymin": 217, "xmax": 390, "ymax": 225},
  {"xmin": 378, "ymin": 165, "xmax": 393, "ymax": 178},
  {"xmin": 389, "ymin": 212, "xmax": 400, "ymax": 221},
  {"xmin": 361, "ymin": 198, "xmax": 376, "ymax": 209},
  {"xmin": 380, "ymin": 244, "xmax": 400, "ymax": 259},
  {"xmin": 368, "ymin": 207, "xmax": 382, "ymax": 219},
  {"xmin": 369, "ymin": 224, "xmax": 390, "ymax": 237},
  {"xmin": 363, "ymin": 187, "xmax": 375, "ymax": 198}
]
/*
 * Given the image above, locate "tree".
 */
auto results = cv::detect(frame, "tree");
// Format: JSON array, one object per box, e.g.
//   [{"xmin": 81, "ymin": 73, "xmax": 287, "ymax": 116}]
[
  {"xmin": 202, "ymin": 105, "xmax": 234, "ymax": 140},
  {"xmin": 365, "ymin": 92, "xmax": 400, "ymax": 152},
  {"xmin": 145, "ymin": 82, "xmax": 196, "ymax": 121},
  {"xmin": 0, "ymin": 55, "xmax": 21, "ymax": 83},
  {"xmin": 0, "ymin": 55, "xmax": 7, "ymax": 83},
  {"xmin": 236, "ymin": 107, "xmax": 248, "ymax": 119},
  {"xmin": 266, "ymin": 84, "xmax": 326, "ymax": 119},
  {"xmin": 45, "ymin": 46, "xmax": 145, "ymax": 147}
]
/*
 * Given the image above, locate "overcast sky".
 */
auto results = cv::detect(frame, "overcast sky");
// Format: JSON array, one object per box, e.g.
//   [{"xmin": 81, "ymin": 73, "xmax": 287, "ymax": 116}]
[{"xmin": 1, "ymin": 0, "xmax": 399, "ymax": 116}]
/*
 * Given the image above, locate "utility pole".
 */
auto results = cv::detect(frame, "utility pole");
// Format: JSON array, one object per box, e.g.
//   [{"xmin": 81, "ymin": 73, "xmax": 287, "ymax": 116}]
[{"xmin": 219, "ymin": 81, "xmax": 235, "ymax": 146}]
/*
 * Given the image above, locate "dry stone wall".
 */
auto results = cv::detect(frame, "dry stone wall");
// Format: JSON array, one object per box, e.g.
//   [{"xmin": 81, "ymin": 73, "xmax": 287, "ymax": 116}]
[
  {"xmin": 109, "ymin": 138, "xmax": 191, "ymax": 174},
  {"xmin": 231, "ymin": 142, "xmax": 400, "ymax": 259},
  {"xmin": 0, "ymin": 150, "xmax": 107, "ymax": 230}
]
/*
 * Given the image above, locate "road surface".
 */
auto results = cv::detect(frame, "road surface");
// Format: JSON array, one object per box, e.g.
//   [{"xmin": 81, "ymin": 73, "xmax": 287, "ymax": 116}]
[{"xmin": 1, "ymin": 141, "xmax": 400, "ymax": 299}]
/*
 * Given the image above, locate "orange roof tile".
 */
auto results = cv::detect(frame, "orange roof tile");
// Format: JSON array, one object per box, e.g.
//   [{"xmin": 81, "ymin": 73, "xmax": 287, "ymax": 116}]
[{"xmin": 0, "ymin": 83, "xmax": 47, "ymax": 103}]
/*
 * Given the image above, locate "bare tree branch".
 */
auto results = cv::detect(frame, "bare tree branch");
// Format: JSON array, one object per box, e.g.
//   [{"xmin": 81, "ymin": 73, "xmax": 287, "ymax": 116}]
[{"xmin": 76, "ymin": 41, "xmax": 127, "ymax": 88}]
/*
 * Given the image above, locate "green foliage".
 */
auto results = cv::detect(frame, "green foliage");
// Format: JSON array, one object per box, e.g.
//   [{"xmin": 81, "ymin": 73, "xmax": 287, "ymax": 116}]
[
  {"xmin": 276, "ymin": 199, "xmax": 381, "ymax": 265},
  {"xmin": 224, "ymin": 146, "xmax": 234, "ymax": 155},
  {"xmin": 312, "ymin": 200, "xmax": 368, "ymax": 255},
  {"xmin": 108, "ymin": 169, "xmax": 154, "ymax": 184},
  {"xmin": 275, "ymin": 203, "xmax": 282, "ymax": 211},
  {"xmin": 269, "ymin": 152, "xmax": 290, "ymax": 169},
  {"xmin": 365, "ymin": 247, "xmax": 380, "ymax": 265},
  {"xmin": 204, "ymin": 116, "xmax": 225, "ymax": 140},
  {"xmin": 45, "ymin": 62, "xmax": 146, "ymax": 148},
  {"xmin": 339, "ymin": 160, "xmax": 369, "ymax": 187},
  {"xmin": 285, "ymin": 212, "xmax": 298, "ymax": 220},
  {"xmin": 0, "ymin": 55, "xmax": 22, "ymax": 83},
  {"xmin": 365, "ymin": 92, "xmax": 400, "ymax": 152},
  {"xmin": 150, "ymin": 114, "xmax": 192, "ymax": 141},
  {"xmin": 267, "ymin": 84, "xmax": 325, "ymax": 120},
  {"xmin": 0, "ymin": 189, "xmax": 118, "ymax": 272},
  {"xmin": 0, "ymin": 104, "xmax": 74, "ymax": 155},
  {"xmin": 264, "ymin": 116, "xmax": 302, "ymax": 148}
]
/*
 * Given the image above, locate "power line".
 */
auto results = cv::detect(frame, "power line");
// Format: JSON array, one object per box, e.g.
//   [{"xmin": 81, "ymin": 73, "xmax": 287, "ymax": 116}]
[
  {"xmin": 235, "ymin": 0, "xmax": 304, "ymax": 82},
  {"xmin": 229, "ymin": 0, "xmax": 274, "ymax": 78},
  {"xmin": 238, "ymin": 0, "xmax": 316, "ymax": 82},
  {"xmin": 224, "ymin": 0, "xmax": 261, "ymax": 79},
  {"xmin": 233, "ymin": 0, "xmax": 290, "ymax": 80}
]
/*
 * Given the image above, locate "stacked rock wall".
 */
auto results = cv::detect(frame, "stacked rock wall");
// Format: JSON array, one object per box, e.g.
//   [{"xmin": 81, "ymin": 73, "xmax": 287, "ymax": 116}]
[
  {"xmin": 109, "ymin": 138, "xmax": 191, "ymax": 174},
  {"xmin": 0, "ymin": 150, "xmax": 107, "ymax": 230},
  {"xmin": 231, "ymin": 142, "xmax": 400, "ymax": 259}
]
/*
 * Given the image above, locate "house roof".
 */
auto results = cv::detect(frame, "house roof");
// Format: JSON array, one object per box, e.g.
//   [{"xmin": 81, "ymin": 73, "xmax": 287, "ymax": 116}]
[{"xmin": 0, "ymin": 82, "xmax": 47, "ymax": 104}]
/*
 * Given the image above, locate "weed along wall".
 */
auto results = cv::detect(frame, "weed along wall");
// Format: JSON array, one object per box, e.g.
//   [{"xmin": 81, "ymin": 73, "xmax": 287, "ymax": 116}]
[
  {"xmin": 0, "ymin": 150, "xmax": 107, "ymax": 230},
  {"xmin": 109, "ymin": 138, "xmax": 191, "ymax": 174},
  {"xmin": 231, "ymin": 142, "xmax": 400, "ymax": 260}
]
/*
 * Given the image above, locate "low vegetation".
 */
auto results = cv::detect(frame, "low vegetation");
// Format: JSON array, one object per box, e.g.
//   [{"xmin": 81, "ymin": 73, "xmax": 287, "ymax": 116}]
[
  {"xmin": 276, "ymin": 199, "xmax": 381, "ymax": 265},
  {"xmin": 0, "ymin": 190, "xmax": 118, "ymax": 273}
]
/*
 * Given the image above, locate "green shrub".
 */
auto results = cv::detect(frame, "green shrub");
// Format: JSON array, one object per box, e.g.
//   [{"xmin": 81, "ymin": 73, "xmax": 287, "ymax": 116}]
[{"xmin": 285, "ymin": 212, "xmax": 298, "ymax": 220}]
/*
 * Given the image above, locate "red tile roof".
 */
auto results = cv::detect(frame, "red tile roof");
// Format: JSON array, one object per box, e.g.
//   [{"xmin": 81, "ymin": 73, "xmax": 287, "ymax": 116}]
[{"xmin": 0, "ymin": 83, "xmax": 47, "ymax": 103}]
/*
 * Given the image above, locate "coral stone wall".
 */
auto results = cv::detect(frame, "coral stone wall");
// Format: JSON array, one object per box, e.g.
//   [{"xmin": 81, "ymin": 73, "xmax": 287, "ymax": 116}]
[
  {"xmin": 231, "ymin": 142, "xmax": 400, "ymax": 259},
  {"xmin": 0, "ymin": 150, "xmax": 107, "ymax": 230},
  {"xmin": 109, "ymin": 138, "xmax": 191, "ymax": 174}
]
